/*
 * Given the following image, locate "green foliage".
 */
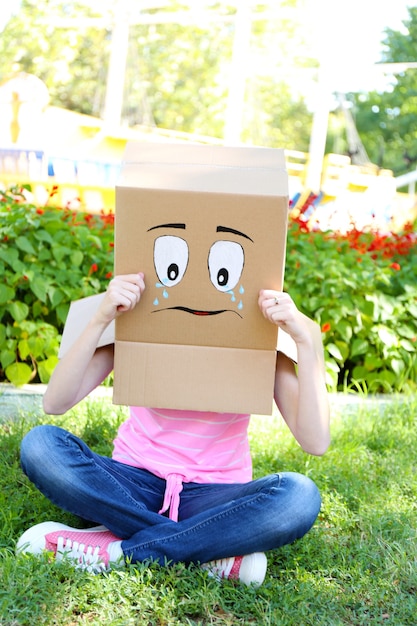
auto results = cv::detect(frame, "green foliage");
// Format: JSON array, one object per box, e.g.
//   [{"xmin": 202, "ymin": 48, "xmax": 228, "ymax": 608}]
[
  {"xmin": 347, "ymin": 6, "xmax": 417, "ymax": 176},
  {"xmin": 1, "ymin": 396, "xmax": 416, "ymax": 624},
  {"xmin": 0, "ymin": 0, "xmax": 313, "ymax": 147},
  {"xmin": 0, "ymin": 0, "xmax": 110, "ymax": 117},
  {"xmin": 0, "ymin": 186, "xmax": 114, "ymax": 385},
  {"xmin": 285, "ymin": 219, "xmax": 417, "ymax": 393}
]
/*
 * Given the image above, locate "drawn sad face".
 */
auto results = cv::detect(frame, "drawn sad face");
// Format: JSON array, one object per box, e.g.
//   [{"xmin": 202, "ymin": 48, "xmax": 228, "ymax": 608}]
[
  {"xmin": 149, "ymin": 222, "xmax": 253, "ymax": 318},
  {"xmin": 115, "ymin": 189, "xmax": 281, "ymax": 350}
]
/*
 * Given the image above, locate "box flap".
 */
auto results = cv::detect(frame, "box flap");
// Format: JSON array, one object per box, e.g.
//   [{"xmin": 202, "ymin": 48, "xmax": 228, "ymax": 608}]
[
  {"xmin": 113, "ymin": 341, "xmax": 276, "ymax": 415},
  {"xmin": 119, "ymin": 142, "xmax": 288, "ymax": 197},
  {"xmin": 58, "ymin": 293, "xmax": 114, "ymax": 358}
]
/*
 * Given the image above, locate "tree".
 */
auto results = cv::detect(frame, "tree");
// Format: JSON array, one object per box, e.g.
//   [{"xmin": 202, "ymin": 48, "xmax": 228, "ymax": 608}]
[
  {"xmin": 0, "ymin": 0, "xmax": 111, "ymax": 117},
  {"xmin": 346, "ymin": 7, "xmax": 417, "ymax": 176},
  {"xmin": 0, "ymin": 0, "xmax": 313, "ymax": 149}
]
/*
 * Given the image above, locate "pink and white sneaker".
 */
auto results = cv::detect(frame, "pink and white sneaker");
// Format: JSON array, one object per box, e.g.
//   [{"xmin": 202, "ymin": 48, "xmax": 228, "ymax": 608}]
[
  {"xmin": 16, "ymin": 522, "xmax": 124, "ymax": 573},
  {"xmin": 202, "ymin": 552, "xmax": 267, "ymax": 586}
]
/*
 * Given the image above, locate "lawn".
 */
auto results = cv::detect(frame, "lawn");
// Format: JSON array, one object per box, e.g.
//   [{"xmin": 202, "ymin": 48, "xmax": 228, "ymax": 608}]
[{"xmin": 0, "ymin": 392, "xmax": 416, "ymax": 625}]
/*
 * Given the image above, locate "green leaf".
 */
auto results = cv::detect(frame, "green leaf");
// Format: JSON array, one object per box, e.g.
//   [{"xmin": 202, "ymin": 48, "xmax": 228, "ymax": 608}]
[
  {"xmin": 34, "ymin": 229, "xmax": 54, "ymax": 244},
  {"xmin": 377, "ymin": 327, "xmax": 398, "ymax": 348},
  {"xmin": 5, "ymin": 362, "xmax": 33, "ymax": 385},
  {"xmin": 326, "ymin": 343, "xmax": 344, "ymax": 362},
  {"xmin": 400, "ymin": 339, "xmax": 417, "ymax": 352},
  {"xmin": 52, "ymin": 246, "xmax": 70, "ymax": 263},
  {"xmin": 364, "ymin": 354, "xmax": 383, "ymax": 371},
  {"xmin": 27, "ymin": 335, "xmax": 46, "ymax": 359},
  {"xmin": 350, "ymin": 339, "xmax": 368, "ymax": 358},
  {"xmin": 30, "ymin": 275, "xmax": 48, "ymax": 302},
  {"xmin": 16, "ymin": 235, "xmax": 36, "ymax": 255},
  {"xmin": 352, "ymin": 365, "xmax": 368, "ymax": 380},
  {"xmin": 38, "ymin": 356, "xmax": 59, "ymax": 383},
  {"xmin": 0, "ymin": 284, "xmax": 15, "ymax": 304},
  {"xmin": 56, "ymin": 303, "xmax": 70, "ymax": 325},
  {"xmin": 335, "ymin": 340, "xmax": 350, "ymax": 361},
  {"xmin": 18, "ymin": 339, "xmax": 30, "ymax": 360},
  {"xmin": 397, "ymin": 324, "xmax": 417, "ymax": 339},
  {"xmin": 9, "ymin": 301, "xmax": 29, "ymax": 323},
  {"xmin": 325, "ymin": 359, "xmax": 340, "ymax": 373},
  {"xmin": 70, "ymin": 250, "xmax": 84, "ymax": 266},
  {"xmin": 0, "ymin": 348, "xmax": 16, "ymax": 369},
  {"xmin": 0, "ymin": 246, "xmax": 19, "ymax": 266},
  {"xmin": 390, "ymin": 358, "xmax": 405, "ymax": 375},
  {"xmin": 38, "ymin": 248, "xmax": 52, "ymax": 262},
  {"xmin": 336, "ymin": 321, "xmax": 353, "ymax": 342},
  {"xmin": 49, "ymin": 287, "xmax": 65, "ymax": 308}
]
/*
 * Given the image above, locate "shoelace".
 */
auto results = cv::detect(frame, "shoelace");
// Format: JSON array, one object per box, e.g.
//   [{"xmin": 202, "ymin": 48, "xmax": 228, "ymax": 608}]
[
  {"xmin": 206, "ymin": 557, "xmax": 235, "ymax": 579},
  {"xmin": 56, "ymin": 536, "xmax": 106, "ymax": 573}
]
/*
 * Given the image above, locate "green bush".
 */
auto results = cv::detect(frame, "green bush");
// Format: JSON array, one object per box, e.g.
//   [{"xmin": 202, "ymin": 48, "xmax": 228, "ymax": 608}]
[
  {"xmin": 1, "ymin": 185, "xmax": 416, "ymax": 392},
  {"xmin": 0, "ymin": 186, "xmax": 114, "ymax": 385},
  {"xmin": 285, "ymin": 218, "xmax": 417, "ymax": 393}
]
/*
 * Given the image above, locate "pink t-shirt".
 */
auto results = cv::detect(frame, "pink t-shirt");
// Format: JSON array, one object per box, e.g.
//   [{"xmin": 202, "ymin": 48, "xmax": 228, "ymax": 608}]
[{"xmin": 112, "ymin": 406, "xmax": 252, "ymax": 521}]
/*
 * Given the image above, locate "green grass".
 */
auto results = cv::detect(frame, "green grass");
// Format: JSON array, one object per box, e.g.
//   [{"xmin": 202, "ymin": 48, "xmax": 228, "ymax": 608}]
[{"xmin": 1, "ymin": 394, "xmax": 416, "ymax": 625}]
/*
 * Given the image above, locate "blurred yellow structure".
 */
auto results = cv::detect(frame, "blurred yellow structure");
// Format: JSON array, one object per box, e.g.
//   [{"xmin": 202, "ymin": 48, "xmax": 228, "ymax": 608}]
[{"xmin": 0, "ymin": 103, "xmax": 416, "ymax": 231}]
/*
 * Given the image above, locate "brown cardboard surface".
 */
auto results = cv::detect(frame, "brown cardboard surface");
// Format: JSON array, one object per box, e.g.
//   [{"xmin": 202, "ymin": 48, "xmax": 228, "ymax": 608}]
[
  {"xmin": 113, "ymin": 342, "xmax": 276, "ymax": 415},
  {"xmin": 115, "ymin": 189, "xmax": 287, "ymax": 350},
  {"xmin": 113, "ymin": 141, "xmax": 289, "ymax": 414}
]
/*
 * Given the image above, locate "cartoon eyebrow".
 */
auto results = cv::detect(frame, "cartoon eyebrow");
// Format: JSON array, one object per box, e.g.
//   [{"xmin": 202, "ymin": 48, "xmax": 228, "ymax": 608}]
[
  {"xmin": 148, "ymin": 223, "xmax": 186, "ymax": 232},
  {"xmin": 216, "ymin": 225, "xmax": 253, "ymax": 242}
]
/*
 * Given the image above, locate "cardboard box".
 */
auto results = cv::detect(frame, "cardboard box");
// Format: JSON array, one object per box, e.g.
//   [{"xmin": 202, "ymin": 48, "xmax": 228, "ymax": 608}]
[{"xmin": 113, "ymin": 141, "xmax": 289, "ymax": 415}]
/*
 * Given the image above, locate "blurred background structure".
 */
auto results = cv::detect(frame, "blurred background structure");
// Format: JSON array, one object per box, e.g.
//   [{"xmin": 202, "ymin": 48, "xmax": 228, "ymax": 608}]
[{"xmin": 0, "ymin": 0, "xmax": 416, "ymax": 230}]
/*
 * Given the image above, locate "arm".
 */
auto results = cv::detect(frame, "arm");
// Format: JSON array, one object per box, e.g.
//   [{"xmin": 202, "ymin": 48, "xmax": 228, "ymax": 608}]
[
  {"xmin": 43, "ymin": 273, "xmax": 145, "ymax": 415},
  {"xmin": 258, "ymin": 289, "xmax": 330, "ymax": 456}
]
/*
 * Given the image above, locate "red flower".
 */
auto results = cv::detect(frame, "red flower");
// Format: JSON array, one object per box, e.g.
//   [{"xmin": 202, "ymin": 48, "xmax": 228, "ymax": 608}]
[
  {"xmin": 105, "ymin": 271, "xmax": 113, "ymax": 279},
  {"xmin": 36, "ymin": 208, "xmax": 44, "ymax": 215},
  {"xmin": 390, "ymin": 262, "xmax": 401, "ymax": 271},
  {"xmin": 321, "ymin": 322, "xmax": 331, "ymax": 333},
  {"xmin": 89, "ymin": 263, "xmax": 98, "ymax": 274}
]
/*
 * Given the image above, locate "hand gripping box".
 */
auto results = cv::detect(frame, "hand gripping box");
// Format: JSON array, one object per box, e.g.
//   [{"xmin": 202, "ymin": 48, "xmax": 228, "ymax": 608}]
[{"xmin": 112, "ymin": 141, "xmax": 289, "ymax": 415}]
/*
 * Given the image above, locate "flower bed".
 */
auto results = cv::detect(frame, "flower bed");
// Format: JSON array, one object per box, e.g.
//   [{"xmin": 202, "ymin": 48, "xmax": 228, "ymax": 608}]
[
  {"xmin": 0, "ymin": 186, "xmax": 114, "ymax": 385},
  {"xmin": 1, "ymin": 185, "xmax": 416, "ymax": 392},
  {"xmin": 286, "ymin": 214, "xmax": 417, "ymax": 392}
]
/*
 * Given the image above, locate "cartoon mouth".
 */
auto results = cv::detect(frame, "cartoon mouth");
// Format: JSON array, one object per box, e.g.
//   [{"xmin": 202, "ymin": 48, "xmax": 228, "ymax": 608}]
[{"xmin": 153, "ymin": 306, "xmax": 242, "ymax": 318}]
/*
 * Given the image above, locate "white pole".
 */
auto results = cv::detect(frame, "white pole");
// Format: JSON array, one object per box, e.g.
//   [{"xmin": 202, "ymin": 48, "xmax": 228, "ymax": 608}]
[
  {"xmin": 102, "ymin": 0, "xmax": 130, "ymax": 127},
  {"xmin": 223, "ymin": 0, "xmax": 252, "ymax": 145},
  {"xmin": 305, "ymin": 65, "xmax": 332, "ymax": 193}
]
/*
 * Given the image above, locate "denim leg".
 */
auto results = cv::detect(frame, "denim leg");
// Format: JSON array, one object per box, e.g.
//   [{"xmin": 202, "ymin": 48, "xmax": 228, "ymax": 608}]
[
  {"xmin": 20, "ymin": 425, "xmax": 176, "ymax": 539},
  {"xmin": 20, "ymin": 425, "xmax": 321, "ymax": 565},
  {"xmin": 122, "ymin": 472, "xmax": 321, "ymax": 564}
]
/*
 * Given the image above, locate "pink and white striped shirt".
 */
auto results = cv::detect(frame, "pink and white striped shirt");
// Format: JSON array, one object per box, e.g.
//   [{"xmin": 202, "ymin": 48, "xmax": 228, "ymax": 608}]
[{"xmin": 112, "ymin": 406, "xmax": 252, "ymax": 521}]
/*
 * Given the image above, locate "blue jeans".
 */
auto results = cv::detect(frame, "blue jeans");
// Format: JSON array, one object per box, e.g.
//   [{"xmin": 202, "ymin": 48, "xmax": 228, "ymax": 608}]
[{"xmin": 20, "ymin": 425, "xmax": 321, "ymax": 565}]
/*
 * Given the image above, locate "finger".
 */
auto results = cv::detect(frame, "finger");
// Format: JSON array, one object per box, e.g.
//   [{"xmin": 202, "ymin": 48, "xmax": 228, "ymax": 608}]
[
  {"xmin": 116, "ymin": 291, "xmax": 139, "ymax": 312},
  {"xmin": 112, "ymin": 277, "xmax": 143, "ymax": 298}
]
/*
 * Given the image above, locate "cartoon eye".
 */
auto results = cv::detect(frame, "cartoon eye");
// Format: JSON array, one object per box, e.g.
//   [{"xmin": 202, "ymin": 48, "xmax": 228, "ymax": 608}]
[
  {"xmin": 208, "ymin": 240, "xmax": 244, "ymax": 292},
  {"xmin": 154, "ymin": 236, "xmax": 189, "ymax": 287}
]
